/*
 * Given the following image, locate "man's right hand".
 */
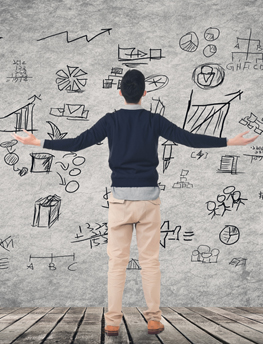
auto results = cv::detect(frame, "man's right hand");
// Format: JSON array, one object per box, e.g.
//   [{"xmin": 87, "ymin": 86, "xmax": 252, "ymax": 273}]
[
  {"xmin": 12, "ymin": 129, "xmax": 41, "ymax": 146},
  {"xmin": 227, "ymin": 130, "xmax": 259, "ymax": 146}
]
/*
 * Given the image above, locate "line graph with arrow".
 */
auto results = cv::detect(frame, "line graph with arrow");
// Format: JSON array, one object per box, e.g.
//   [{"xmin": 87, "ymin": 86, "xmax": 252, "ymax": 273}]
[{"xmin": 37, "ymin": 28, "xmax": 112, "ymax": 43}]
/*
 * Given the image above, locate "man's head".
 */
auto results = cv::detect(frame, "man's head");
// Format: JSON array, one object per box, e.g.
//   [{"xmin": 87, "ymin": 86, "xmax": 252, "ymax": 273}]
[{"xmin": 120, "ymin": 69, "xmax": 146, "ymax": 104}]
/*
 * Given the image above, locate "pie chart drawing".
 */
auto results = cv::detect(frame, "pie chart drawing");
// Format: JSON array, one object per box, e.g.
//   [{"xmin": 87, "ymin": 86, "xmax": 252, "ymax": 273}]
[
  {"xmin": 204, "ymin": 27, "xmax": 220, "ymax": 41},
  {"xmin": 179, "ymin": 31, "xmax": 199, "ymax": 52},
  {"xmin": 219, "ymin": 225, "xmax": 240, "ymax": 245},
  {"xmin": 203, "ymin": 44, "xmax": 217, "ymax": 58}
]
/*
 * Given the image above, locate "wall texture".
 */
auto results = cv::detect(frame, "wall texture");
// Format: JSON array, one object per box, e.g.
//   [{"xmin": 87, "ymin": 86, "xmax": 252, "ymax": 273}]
[{"xmin": 0, "ymin": 0, "xmax": 262, "ymax": 307}]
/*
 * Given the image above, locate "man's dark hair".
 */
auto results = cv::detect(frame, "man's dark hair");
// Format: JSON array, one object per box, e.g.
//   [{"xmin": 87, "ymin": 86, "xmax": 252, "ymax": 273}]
[{"xmin": 120, "ymin": 69, "xmax": 145, "ymax": 104}]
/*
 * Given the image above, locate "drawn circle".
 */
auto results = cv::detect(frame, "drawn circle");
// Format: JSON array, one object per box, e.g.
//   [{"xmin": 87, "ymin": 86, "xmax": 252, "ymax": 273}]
[
  {"xmin": 203, "ymin": 44, "xmax": 217, "ymax": 58},
  {"xmin": 0, "ymin": 139, "xmax": 18, "ymax": 148},
  {"xmin": 217, "ymin": 194, "xmax": 226, "ymax": 203},
  {"xmin": 65, "ymin": 180, "xmax": 80, "ymax": 193},
  {"xmin": 192, "ymin": 63, "xmax": 225, "ymax": 90},
  {"xmin": 69, "ymin": 168, "xmax": 81, "ymax": 176},
  {"xmin": 145, "ymin": 75, "xmax": 169, "ymax": 93},
  {"xmin": 219, "ymin": 225, "xmax": 240, "ymax": 245},
  {"xmin": 72, "ymin": 156, "xmax": 85, "ymax": 166},
  {"xmin": 4, "ymin": 152, "xmax": 19, "ymax": 165},
  {"xmin": 206, "ymin": 201, "xmax": 217, "ymax": 211},
  {"xmin": 204, "ymin": 27, "xmax": 220, "ymax": 41},
  {"xmin": 179, "ymin": 31, "xmax": 199, "ymax": 52},
  {"xmin": 223, "ymin": 185, "xmax": 235, "ymax": 195}
]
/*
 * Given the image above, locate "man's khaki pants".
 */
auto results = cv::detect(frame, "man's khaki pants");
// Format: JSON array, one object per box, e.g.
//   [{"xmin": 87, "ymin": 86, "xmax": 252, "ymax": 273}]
[{"xmin": 104, "ymin": 194, "xmax": 162, "ymax": 326}]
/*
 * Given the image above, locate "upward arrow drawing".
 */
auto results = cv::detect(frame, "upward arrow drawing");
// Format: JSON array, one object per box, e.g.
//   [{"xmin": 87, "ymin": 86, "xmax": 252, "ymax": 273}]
[{"xmin": 37, "ymin": 28, "xmax": 112, "ymax": 43}]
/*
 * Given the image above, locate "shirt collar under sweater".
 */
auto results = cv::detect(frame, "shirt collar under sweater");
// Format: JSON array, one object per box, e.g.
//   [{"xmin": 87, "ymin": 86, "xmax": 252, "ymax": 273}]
[{"xmin": 121, "ymin": 104, "xmax": 144, "ymax": 110}]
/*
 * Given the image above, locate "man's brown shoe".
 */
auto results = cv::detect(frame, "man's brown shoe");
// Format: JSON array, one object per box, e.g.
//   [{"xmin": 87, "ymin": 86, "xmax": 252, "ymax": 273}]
[
  {"xmin": 148, "ymin": 320, "xmax": 164, "ymax": 334},
  {"xmin": 105, "ymin": 325, "xmax": 119, "ymax": 336}
]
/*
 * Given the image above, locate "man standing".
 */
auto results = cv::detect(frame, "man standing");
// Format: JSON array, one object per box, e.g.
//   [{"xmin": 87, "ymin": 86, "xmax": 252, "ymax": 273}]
[{"xmin": 13, "ymin": 69, "xmax": 258, "ymax": 336}]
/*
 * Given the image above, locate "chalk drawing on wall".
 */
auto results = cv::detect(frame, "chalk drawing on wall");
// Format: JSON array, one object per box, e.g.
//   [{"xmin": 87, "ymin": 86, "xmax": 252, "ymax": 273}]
[
  {"xmin": 30, "ymin": 153, "xmax": 54, "ymax": 173},
  {"xmin": 145, "ymin": 74, "xmax": 169, "ymax": 93},
  {"xmin": 204, "ymin": 27, "xmax": 220, "ymax": 41},
  {"xmin": 103, "ymin": 70, "xmax": 169, "ymax": 93},
  {"xmin": 0, "ymin": 258, "xmax": 9, "ymax": 270},
  {"xmin": 32, "ymin": 194, "xmax": 61, "ymax": 228},
  {"xmin": 127, "ymin": 258, "xmax": 141, "ymax": 270},
  {"xmin": 102, "ymin": 187, "xmax": 111, "ymax": 209},
  {"xmin": 150, "ymin": 97, "xmax": 165, "ymax": 116},
  {"xmin": 6, "ymin": 60, "xmax": 31, "ymax": 82},
  {"xmin": 206, "ymin": 186, "xmax": 247, "ymax": 219},
  {"xmin": 232, "ymin": 29, "xmax": 263, "ymax": 63},
  {"xmin": 27, "ymin": 253, "xmax": 77, "ymax": 271},
  {"xmin": 0, "ymin": 139, "xmax": 28, "ymax": 176},
  {"xmin": 244, "ymin": 153, "xmax": 263, "ymax": 163},
  {"xmin": 118, "ymin": 45, "xmax": 165, "ymax": 67},
  {"xmin": 191, "ymin": 150, "xmax": 208, "ymax": 160},
  {"xmin": 0, "ymin": 236, "xmax": 14, "ymax": 252},
  {"xmin": 47, "ymin": 121, "xmax": 68, "ymax": 140},
  {"xmin": 229, "ymin": 257, "xmax": 247, "ymax": 267},
  {"xmin": 251, "ymin": 145, "xmax": 263, "ymax": 155},
  {"xmin": 183, "ymin": 229, "xmax": 195, "ymax": 242},
  {"xmin": 50, "ymin": 104, "xmax": 89, "ymax": 121},
  {"xmin": 162, "ymin": 140, "xmax": 178, "ymax": 173},
  {"xmin": 191, "ymin": 245, "xmax": 220, "ymax": 263},
  {"xmin": 103, "ymin": 67, "xmax": 123, "ymax": 89},
  {"xmin": 217, "ymin": 155, "xmax": 241, "ymax": 174},
  {"xmin": 158, "ymin": 182, "xmax": 166, "ymax": 191},
  {"xmin": 239, "ymin": 113, "xmax": 263, "ymax": 135},
  {"xmin": 71, "ymin": 223, "xmax": 108, "ymax": 248},
  {"xmin": 56, "ymin": 66, "xmax": 88, "ymax": 93},
  {"xmin": 56, "ymin": 153, "xmax": 86, "ymax": 193},
  {"xmin": 0, "ymin": 95, "xmax": 40, "ymax": 133},
  {"xmin": 192, "ymin": 63, "xmax": 225, "ymax": 90},
  {"xmin": 219, "ymin": 225, "xmax": 240, "ymax": 245},
  {"xmin": 179, "ymin": 28, "xmax": 220, "ymax": 58},
  {"xmin": 179, "ymin": 31, "xmax": 199, "ymax": 52},
  {"xmin": 160, "ymin": 221, "xmax": 181, "ymax": 248},
  {"xmin": 172, "ymin": 169, "xmax": 193, "ymax": 189},
  {"xmin": 203, "ymin": 28, "xmax": 220, "ymax": 58},
  {"xmin": 183, "ymin": 90, "xmax": 243, "ymax": 137},
  {"xmin": 37, "ymin": 28, "xmax": 112, "ymax": 43},
  {"xmin": 203, "ymin": 44, "xmax": 217, "ymax": 58}
]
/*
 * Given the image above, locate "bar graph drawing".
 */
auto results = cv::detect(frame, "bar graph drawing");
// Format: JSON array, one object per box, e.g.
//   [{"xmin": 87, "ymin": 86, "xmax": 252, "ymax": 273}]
[
  {"xmin": 183, "ymin": 90, "xmax": 243, "ymax": 137},
  {"xmin": 0, "ymin": 95, "xmax": 40, "ymax": 133}
]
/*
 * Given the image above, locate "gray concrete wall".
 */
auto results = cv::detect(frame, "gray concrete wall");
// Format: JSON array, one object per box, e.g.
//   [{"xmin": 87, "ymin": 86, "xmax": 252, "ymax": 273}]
[{"xmin": 0, "ymin": 0, "xmax": 262, "ymax": 307}]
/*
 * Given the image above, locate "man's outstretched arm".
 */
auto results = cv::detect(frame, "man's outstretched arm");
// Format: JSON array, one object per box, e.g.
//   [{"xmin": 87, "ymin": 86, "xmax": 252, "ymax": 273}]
[
  {"xmin": 13, "ymin": 128, "xmax": 259, "ymax": 148},
  {"xmin": 12, "ymin": 114, "xmax": 108, "ymax": 151}
]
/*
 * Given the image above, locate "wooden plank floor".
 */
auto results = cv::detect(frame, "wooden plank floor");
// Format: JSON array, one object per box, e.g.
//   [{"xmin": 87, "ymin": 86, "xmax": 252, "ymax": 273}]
[{"xmin": 0, "ymin": 307, "xmax": 263, "ymax": 343}]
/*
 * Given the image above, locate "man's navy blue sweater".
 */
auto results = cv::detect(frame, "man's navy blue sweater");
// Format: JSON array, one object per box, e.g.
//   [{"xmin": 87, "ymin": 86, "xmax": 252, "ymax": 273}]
[{"xmin": 43, "ymin": 108, "xmax": 227, "ymax": 187}]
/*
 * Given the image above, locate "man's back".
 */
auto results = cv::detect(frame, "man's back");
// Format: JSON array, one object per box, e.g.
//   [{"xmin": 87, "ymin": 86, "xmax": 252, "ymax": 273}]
[{"xmin": 106, "ymin": 107, "xmax": 160, "ymax": 187}]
